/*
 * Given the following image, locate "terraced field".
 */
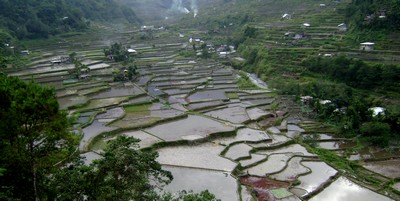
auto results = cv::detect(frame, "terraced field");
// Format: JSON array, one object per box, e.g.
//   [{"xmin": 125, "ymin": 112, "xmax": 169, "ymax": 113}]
[{"xmin": 5, "ymin": 25, "xmax": 398, "ymax": 201}]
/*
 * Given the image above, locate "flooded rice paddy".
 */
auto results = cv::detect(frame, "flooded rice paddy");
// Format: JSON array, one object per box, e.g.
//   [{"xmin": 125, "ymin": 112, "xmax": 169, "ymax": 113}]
[
  {"xmin": 163, "ymin": 166, "xmax": 239, "ymax": 201},
  {"xmin": 10, "ymin": 29, "xmax": 398, "ymax": 201},
  {"xmin": 144, "ymin": 115, "xmax": 235, "ymax": 142},
  {"xmin": 309, "ymin": 177, "xmax": 394, "ymax": 201}
]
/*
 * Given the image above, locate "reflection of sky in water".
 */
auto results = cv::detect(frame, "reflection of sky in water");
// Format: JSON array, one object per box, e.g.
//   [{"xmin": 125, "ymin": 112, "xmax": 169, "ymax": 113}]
[
  {"xmin": 162, "ymin": 166, "xmax": 238, "ymax": 201},
  {"xmin": 310, "ymin": 177, "xmax": 393, "ymax": 201}
]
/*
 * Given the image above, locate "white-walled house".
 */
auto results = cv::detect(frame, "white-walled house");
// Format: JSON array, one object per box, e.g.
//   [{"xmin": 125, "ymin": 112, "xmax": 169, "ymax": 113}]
[
  {"xmin": 282, "ymin": 13, "xmax": 291, "ymax": 20},
  {"xmin": 360, "ymin": 42, "xmax": 375, "ymax": 51}
]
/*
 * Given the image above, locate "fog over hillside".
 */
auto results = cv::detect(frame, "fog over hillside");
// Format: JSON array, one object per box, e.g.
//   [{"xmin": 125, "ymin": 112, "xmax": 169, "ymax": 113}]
[{"xmin": 118, "ymin": 0, "xmax": 224, "ymax": 22}]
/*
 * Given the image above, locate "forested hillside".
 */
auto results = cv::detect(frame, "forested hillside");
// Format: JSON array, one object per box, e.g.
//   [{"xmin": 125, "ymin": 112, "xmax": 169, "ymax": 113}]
[
  {"xmin": 346, "ymin": 0, "xmax": 400, "ymax": 31},
  {"xmin": 0, "ymin": 0, "xmax": 139, "ymax": 39}
]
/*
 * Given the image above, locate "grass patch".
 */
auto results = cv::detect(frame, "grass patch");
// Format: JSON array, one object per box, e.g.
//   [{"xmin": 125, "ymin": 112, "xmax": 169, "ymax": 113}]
[
  {"xmin": 124, "ymin": 103, "xmax": 152, "ymax": 113},
  {"xmin": 311, "ymin": 147, "xmax": 358, "ymax": 174},
  {"xmin": 77, "ymin": 97, "xmax": 129, "ymax": 112},
  {"xmin": 91, "ymin": 140, "xmax": 108, "ymax": 151},
  {"xmin": 237, "ymin": 71, "xmax": 260, "ymax": 89},
  {"xmin": 78, "ymin": 86, "xmax": 110, "ymax": 96},
  {"xmin": 225, "ymin": 92, "xmax": 239, "ymax": 99}
]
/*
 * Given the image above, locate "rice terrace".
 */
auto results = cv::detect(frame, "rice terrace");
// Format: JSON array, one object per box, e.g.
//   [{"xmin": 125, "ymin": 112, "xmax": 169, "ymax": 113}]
[{"xmin": 1, "ymin": 0, "xmax": 400, "ymax": 200}]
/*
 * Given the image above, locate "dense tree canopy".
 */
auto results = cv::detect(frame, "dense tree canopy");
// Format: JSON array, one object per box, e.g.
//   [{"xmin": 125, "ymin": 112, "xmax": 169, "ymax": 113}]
[
  {"xmin": 0, "ymin": 74, "xmax": 218, "ymax": 200},
  {"xmin": 47, "ymin": 136, "xmax": 173, "ymax": 201},
  {"xmin": 0, "ymin": 73, "xmax": 78, "ymax": 200},
  {"xmin": 302, "ymin": 56, "xmax": 400, "ymax": 91},
  {"xmin": 0, "ymin": 0, "xmax": 140, "ymax": 39},
  {"xmin": 346, "ymin": 0, "xmax": 400, "ymax": 31}
]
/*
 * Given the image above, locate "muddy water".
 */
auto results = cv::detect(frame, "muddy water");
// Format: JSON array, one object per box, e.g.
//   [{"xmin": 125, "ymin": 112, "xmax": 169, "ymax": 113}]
[
  {"xmin": 163, "ymin": 166, "xmax": 239, "ymax": 201},
  {"xmin": 310, "ymin": 177, "xmax": 394, "ymax": 201},
  {"xmin": 240, "ymin": 176, "xmax": 290, "ymax": 201},
  {"xmin": 361, "ymin": 159, "xmax": 400, "ymax": 178}
]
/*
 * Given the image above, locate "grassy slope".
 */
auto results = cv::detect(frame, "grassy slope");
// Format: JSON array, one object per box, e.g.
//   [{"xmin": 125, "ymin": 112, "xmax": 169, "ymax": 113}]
[{"xmin": 169, "ymin": 0, "xmax": 400, "ymax": 105}]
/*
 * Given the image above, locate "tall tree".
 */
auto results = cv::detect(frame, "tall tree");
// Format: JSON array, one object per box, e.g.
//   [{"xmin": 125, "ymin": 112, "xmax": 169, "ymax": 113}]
[
  {"xmin": 94, "ymin": 136, "xmax": 172, "ymax": 201},
  {"xmin": 0, "ymin": 74, "xmax": 78, "ymax": 200},
  {"xmin": 48, "ymin": 136, "xmax": 173, "ymax": 201}
]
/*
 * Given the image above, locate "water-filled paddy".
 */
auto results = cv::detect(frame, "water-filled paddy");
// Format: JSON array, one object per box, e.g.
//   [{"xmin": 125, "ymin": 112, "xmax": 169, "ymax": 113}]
[
  {"xmin": 309, "ymin": 177, "xmax": 393, "ymax": 201},
  {"xmin": 122, "ymin": 130, "xmax": 163, "ymax": 148},
  {"xmin": 240, "ymin": 176, "xmax": 290, "ymax": 201},
  {"xmin": 270, "ymin": 157, "xmax": 310, "ymax": 182},
  {"xmin": 81, "ymin": 151, "xmax": 102, "ymax": 165},
  {"xmin": 157, "ymin": 143, "xmax": 237, "ymax": 171},
  {"xmin": 295, "ymin": 161, "xmax": 337, "ymax": 196},
  {"xmin": 58, "ymin": 95, "xmax": 88, "ymax": 110},
  {"xmin": 246, "ymin": 107, "xmax": 270, "ymax": 120},
  {"xmin": 224, "ymin": 143, "xmax": 253, "ymax": 161},
  {"xmin": 243, "ymin": 99, "xmax": 274, "ymax": 106},
  {"xmin": 96, "ymin": 107, "xmax": 124, "ymax": 119},
  {"xmin": 288, "ymin": 124, "xmax": 305, "ymax": 132},
  {"xmin": 249, "ymin": 134, "xmax": 291, "ymax": 148},
  {"xmin": 122, "ymin": 96, "xmax": 154, "ymax": 105},
  {"xmin": 246, "ymin": 154, "xmax": 293, "ymax": 176},
  {"xmin": 361, "ymin": 159, "xmax": 400, "ymax": 178},
  {"xmin": 204, "ymin": 106, "xmax": 250, "ymax": 124},
  {"xmin": 267, "ymin": 127, "xmax": 281, "ymax": 134},
  {"xmin": 214, "ymin": 128, "xmax": 271, "ymax": 145},
  {"xmin": 257, "ymin": 144, "xmax": 315, "ymax": 157},
  {"xmin": 89, "ymin": 85, "xmax": 144, "ymax": 99},
  {"xmin": 87, "ymin": 63, "xmax": 110, "ymax": 70},
  {"xmin": 162, "ymin": 166, "xmax": 239, "ymax": 201},
  {"xmin": 186, "ymin": 100, "xmax": 225, "ymax": 110},
  {"xmin": 168, "ymin": 94, "xmax": 188, "ymax": 104},
  {"xmin": 317, "ymin": 141, "xmax": 356, "ymax": 150},
  {"xmin": 144, "ymin": 115, "xmax": 235, "ymax": 141},
  {"xmin": 301, "ymin": 133, "xmax": 335, "ymax": 140},
  {"xmin": 186, "ymin": 89, "xmax": 229, "ymax": 102},
  {"xmin": 239, "ymin": 154, "xmax": 267, "ymax": 167},
  {"xmin": 80, "ymin": 119, "xmax": 116, "ymax": 150},
  {"xmin": 78, "ymin": 97, "xmax": 130, "ymax": 111},
  {"xmin": 15, "ymin": 30, "xmax": 397, "ymax": 201}
]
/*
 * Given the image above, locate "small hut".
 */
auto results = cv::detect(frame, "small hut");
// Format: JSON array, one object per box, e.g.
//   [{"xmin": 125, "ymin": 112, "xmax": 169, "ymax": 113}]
[
  {"xmin": 337, "ymin": 23, "xmax": 347, "ymax": 32},
  {"xmin": 282, "ymin": 13, "xmax": 291, "ymax": 20},
  {"xmin": 360, "ymin": 42, "xmax": 375, "ymax": 51}
]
